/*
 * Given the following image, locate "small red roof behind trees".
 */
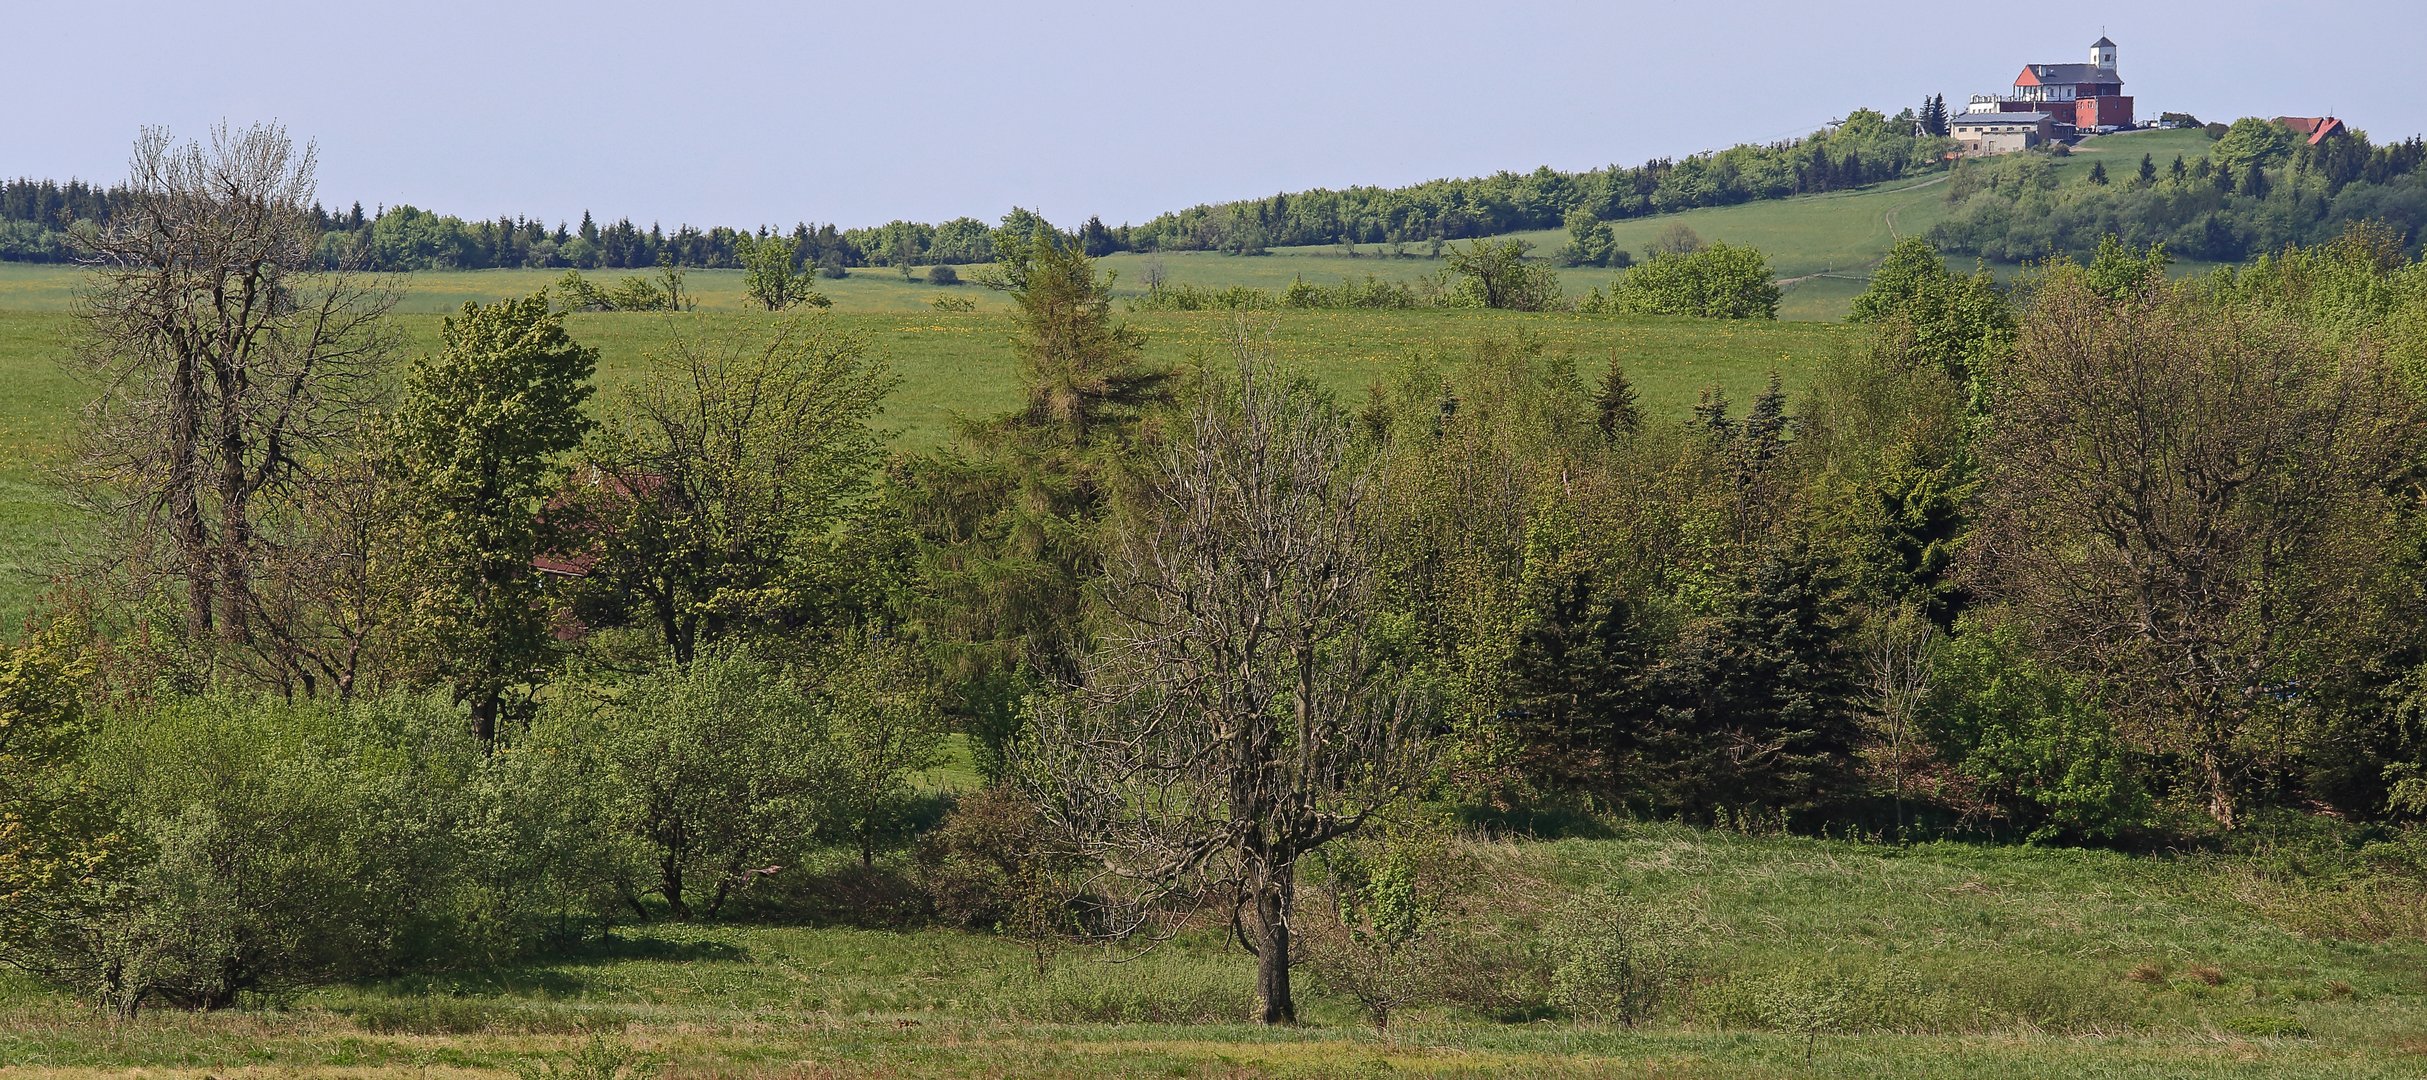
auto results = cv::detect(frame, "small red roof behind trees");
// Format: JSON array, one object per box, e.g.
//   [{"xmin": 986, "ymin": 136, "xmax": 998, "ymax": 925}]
[
  {"xmin": 532, "ymin": 466, "xmax": 666, "ymax": 578},
  {"xmin": 2274, "ymin": 116, "xmax": 2347, "ymax": 145}
]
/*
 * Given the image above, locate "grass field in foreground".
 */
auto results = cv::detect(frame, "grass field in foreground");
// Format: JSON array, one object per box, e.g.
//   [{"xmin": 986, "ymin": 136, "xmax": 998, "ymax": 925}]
[
  {"xmin": 2, "ymin": 823, "xmax": 2423, "ymax": 1078},
  {"xmin": 0, "ymin": 306, "xmax": 1850, "ymax": 630}
]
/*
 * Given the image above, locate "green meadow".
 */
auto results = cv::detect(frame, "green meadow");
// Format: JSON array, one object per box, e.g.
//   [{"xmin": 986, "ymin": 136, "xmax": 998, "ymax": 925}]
[{"xmin": 6, "ymin": 822, "xmax": 2426, "ymax": 1078}]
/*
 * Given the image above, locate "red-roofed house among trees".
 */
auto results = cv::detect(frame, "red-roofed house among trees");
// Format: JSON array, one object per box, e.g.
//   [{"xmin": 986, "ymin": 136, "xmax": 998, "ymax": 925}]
[
  {"xmin": 2275, "ymin": 116, "xmax": 2348, "ymax": 145},
  {"xmin": 1966, "ymin": 36, "xmax": 2135, "ymax": 134}
]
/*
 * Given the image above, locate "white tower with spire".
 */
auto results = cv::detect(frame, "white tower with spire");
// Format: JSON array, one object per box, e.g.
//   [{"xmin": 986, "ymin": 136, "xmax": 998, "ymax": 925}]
[{"xmin": 2092, "ymin": 35, "xmax": 2118, "ymax": 72}]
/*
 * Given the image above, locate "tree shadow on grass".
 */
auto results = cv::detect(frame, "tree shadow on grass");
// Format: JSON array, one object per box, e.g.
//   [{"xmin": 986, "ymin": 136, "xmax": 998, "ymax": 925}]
[{"xmin": 366, "ymin": 932, "xmax": 752, "ymax": 1001}]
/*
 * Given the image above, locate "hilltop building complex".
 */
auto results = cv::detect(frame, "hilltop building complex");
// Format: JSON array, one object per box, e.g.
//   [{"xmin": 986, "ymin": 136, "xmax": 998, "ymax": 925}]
[{"xmin": 1955, "ymin": 36, "xmax": 2136, "ymax": 154}]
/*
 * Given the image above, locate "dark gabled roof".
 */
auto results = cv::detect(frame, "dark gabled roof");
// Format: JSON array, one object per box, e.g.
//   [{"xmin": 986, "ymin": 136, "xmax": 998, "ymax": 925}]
[
  {"xmin": 2018, "ymin": 62, "xmax": 2123, "ymax": 86},
  {"xmin": 2093, "ymin": 36, "xmax": 2116, "ymax": 48}
]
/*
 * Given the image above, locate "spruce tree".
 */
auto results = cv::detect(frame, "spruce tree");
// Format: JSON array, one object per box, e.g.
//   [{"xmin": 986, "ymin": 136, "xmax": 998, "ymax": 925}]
[
  {"xmin": 1507, "ymin": 561, "xmax": 1662, "ymax": 798},
  {"xmin": 1593, "ymin": 357, "xmax": 1642, "ymax": 440},
  {"xmin": 893, "ymin": 223, "xmax": 1173, "ymax": 777},
  {"xmin": 1630, "ymin": 542, "xmax": 1862, "ymax": 819}
]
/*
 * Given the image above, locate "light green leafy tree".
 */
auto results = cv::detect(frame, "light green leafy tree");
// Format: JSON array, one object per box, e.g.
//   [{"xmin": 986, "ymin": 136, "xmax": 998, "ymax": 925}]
[
  {"xmin": 1847, "ymin": 237, "xmax": 2015, "ymax": 395},
  {"xmin": 392, "ymin": 294, "xmax": 597, "ymax": 743},
  {"xmin": 0, "ymin": 639, "xmax": 133, "ymax": 1011},
  {"xmin": 583, "ymin": 650, "xmax": 835, "ymax": 920},
  {"xmin": 1443, "ymin": 238, "xmax": 1564, "ymax": 311},
  {"xmin": 1605, "ymin": 241, "xmax": 1780, "ymax": 319},
  {"xmin": 817, "ymin": 636, "xmax": 947, "ymax": 866},
  {"xmin": 2211, "ymin": 116, "xmax": 2297, "ymax": 175},
  {"xmin": 739, "ymin": 233, "xmax": 828, "ymax": 311}
]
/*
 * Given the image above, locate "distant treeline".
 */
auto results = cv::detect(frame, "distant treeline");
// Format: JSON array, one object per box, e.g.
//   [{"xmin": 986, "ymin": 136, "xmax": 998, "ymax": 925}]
[
  {"xmin": 0, "ymin": 180, "xmax": 886, "ymax": 272},
  {"xmin": 1930, "ymin": 120, "xmax": 2427, "ymax": 263},
  {"xmin": 0, "ymin": 107, "xmax": 1946, "ymax": 271}
]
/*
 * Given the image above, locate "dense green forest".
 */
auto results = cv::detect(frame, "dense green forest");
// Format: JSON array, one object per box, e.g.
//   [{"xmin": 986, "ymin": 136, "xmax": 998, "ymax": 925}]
[{"xmin": 0, "ymin": 107, "xmax": 1945, "ymax": 270}]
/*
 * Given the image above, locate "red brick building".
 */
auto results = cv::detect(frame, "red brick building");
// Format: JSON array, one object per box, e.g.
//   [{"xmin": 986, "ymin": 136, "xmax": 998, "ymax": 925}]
[{"xmin": 1975, "ymin": 36, "xmax": 2135, "ymax": 133}]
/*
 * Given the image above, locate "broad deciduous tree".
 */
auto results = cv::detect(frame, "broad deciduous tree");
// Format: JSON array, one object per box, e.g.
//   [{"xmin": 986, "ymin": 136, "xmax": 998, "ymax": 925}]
[
  {"xmin": 1443, "ymin": 238, "xmax": 1563, "ymax": 311},
  {"xmin": 583, "ymin": 650, "xmax": 834, "ymax": 920},
  {"xmin": 575, "ymin": 317, "xmax": 894, "ymax": 665},
  {"xmin": 1971, "ymin": 269, "xmax": 2426, "ymax": 828},
  {"xmin": 739, "ymin": 233, "xmax": 826, "ymax": 311},
  {"xmin": 392, "ymin": 294, "xmax": 596, "ymax": 742}
]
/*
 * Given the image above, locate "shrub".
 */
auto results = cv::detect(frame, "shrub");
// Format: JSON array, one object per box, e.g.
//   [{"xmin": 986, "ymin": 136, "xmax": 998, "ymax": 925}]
[
  {"xmin": 603, "ymin": 275, "xmax": 671, "ymax": 312},
  {"xmin": 1597, "ymin": 241, "xmax": 1780, "ymax": 319},
  {"xmin": 1130, "ymin": 282, "xmax": 1274, "ymax": 311},
  {"xmin": 573, "ymin": 650, "xmax": 836, "ymax": 920},
  {"xmin": 1920, "ymin": 620, "xmax": 2149, "ymax": 842},
  {"xmin": 1541, "ymin": 886, "xmax": 1700, "ymax": 1025},
  {"xmin": 1752, "ymin": 965, "xmax": 1858, "ymax": 1065},
  {"xmin": 9, "ymin": 691, "xmax": 502, "ymax": 1014},
  {"xmin": 1296, "ymin": 820, "xmax": 1477, "ymax": 1029},
  {"xmin": 553, "ymin": 270, "xmax": 613, "ymax": 312},
  {"xmin": 1280, "ymin": 274, "xmax": 1422, "ymax": 310},
  {"xmin": 917, "ymin": 785, "xmax": 1064, "ymax": 932},
  {"xmin": 927, "ymin": 264, "xmax": 961, "ymax": 286}
]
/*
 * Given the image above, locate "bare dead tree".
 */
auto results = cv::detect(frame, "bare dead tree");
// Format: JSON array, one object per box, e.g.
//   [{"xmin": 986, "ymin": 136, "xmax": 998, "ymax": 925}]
[
  {"xmin": 68, "ymin": 123, "xmax": 399, "ymax": 679},
  {"xmin": 1863, "ymin": 606, "xmax": 1936, "ymax": 835},
  {"xmin": 1970, "ymin": 272, "xmax": 2424, "ymax": 828},
  {"xmin": 1021, "ymin": 333, "xmax": 1437, "ymax": 1025}
]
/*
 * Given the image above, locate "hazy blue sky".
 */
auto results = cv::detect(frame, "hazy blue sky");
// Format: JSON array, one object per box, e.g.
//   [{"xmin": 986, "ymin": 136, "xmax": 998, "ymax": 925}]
[{"xmin": 11, "ymin": 1, "xmax": 2420, "ymax": 231}]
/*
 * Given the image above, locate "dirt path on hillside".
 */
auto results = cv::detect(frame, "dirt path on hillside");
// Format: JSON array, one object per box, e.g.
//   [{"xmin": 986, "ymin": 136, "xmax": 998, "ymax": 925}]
[
  {"xmin": 1775, "ymin": 173, "xmax": 1955, "ymax": 289},
  {"xmin": 1884, "ymin": 173, "xmax": 1949, "ymax": 240}
]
